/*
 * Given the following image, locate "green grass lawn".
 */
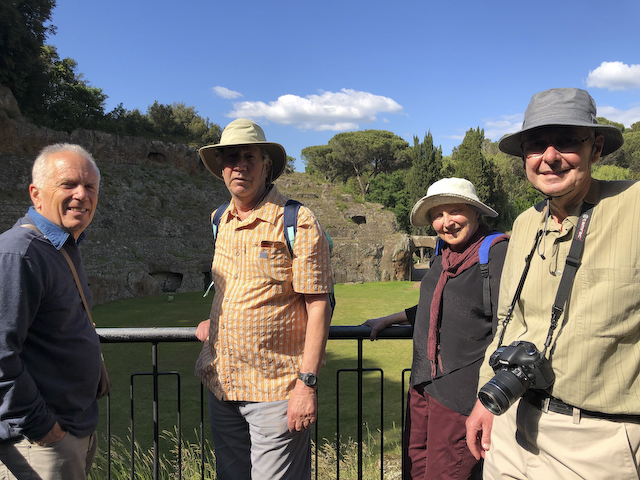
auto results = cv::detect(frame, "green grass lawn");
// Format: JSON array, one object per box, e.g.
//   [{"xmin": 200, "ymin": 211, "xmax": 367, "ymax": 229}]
[{"xmin": 93, "ymin": 281, "xmax": 419, "ymax": 460}]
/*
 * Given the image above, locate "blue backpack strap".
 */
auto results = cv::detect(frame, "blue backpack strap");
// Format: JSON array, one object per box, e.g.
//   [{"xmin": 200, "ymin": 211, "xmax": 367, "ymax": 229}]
[
  {"xmin": 283, "ymin": 199, "xmax": 302, "ymax": 257},
  {"xmin": 479, "ymin": 232, "xmax": 505, "ymax": 317}
]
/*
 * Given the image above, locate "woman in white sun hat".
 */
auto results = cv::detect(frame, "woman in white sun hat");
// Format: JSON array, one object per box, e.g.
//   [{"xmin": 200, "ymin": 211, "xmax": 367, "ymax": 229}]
[{"xmin": 363, "ymin": 177, "xmax": 508, "ymax": 479}]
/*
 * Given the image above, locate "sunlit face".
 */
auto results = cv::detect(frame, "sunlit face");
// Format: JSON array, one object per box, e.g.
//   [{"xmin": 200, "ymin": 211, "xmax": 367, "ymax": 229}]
[
  {"xmin": 430, "ymin": 203, "xmax": 480, "ymax": 252},
  {"xmin": 522, "ymin": 127, "xmax": 603, "ymax": 201},
  {"xmin": 220, "ymin": 146, "xmax": 271, "ymax": 204},
  {"xmin": 29, "ymin": 151, "xmax": 100, "ymax": 240}
]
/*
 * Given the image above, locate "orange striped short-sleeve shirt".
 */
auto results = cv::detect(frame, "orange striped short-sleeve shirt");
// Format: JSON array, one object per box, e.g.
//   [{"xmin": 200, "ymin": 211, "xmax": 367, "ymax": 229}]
[{"xmin": 194, "ymin": 186, "xmax": 333, "ymax": 402}]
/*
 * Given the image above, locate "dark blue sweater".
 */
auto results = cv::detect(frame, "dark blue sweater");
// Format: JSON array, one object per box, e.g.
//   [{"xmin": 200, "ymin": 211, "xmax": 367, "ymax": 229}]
[{"xmin": 0, "ymin": 209, "xmax": 101, "ymax": 441}]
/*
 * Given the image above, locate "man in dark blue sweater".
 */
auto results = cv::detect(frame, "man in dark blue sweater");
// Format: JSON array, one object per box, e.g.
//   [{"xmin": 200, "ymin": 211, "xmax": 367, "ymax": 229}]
[{"xmin": 0, "ymin": 143, "xmax": 103, "ymax": 479}]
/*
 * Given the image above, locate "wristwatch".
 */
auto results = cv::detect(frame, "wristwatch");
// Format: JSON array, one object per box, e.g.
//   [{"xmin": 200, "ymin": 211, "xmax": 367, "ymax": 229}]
[{"xmin": 298, "ymin": 372, "xmax": 318, "ymax": 388}]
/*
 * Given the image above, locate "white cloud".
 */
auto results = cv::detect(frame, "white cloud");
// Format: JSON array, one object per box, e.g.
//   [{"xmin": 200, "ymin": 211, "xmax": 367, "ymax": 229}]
[
  {"xmin": 597, "ymin": 104, "xmax": 640, "ymax": 127},
  {"xmin": 482, "ymin": 114, "xmax": 523, "ymax": 142},
  {"xmin": 586, "ymin": 62, "xmax": 640, "ymax": 91},
  {"xmin": 213, "ymin": 86, "xmax": 243, "ymax": 99},
  {"xmin": 226, "ymin": 89, "xmax": 403, "ymax": 131}
]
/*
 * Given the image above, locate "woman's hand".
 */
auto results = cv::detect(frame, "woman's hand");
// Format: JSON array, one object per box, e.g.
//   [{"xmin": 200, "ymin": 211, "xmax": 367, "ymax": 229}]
[{"xmin": 361, "ymin": 311, "xmax": 409, "ymax": 341}]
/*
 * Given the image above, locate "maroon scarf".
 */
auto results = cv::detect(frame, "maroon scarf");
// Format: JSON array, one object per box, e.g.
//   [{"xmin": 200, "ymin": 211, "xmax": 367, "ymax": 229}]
[{"xmin": 427, "ymin": 223, "xmax": 493, "ymax": 377}]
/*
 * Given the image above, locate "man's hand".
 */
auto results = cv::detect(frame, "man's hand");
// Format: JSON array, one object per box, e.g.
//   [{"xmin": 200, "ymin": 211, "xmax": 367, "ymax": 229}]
[
  {"xmin": 196, "ymin": 319, "xmax": 210, "ymax": 343},
  {"xmin": 287, "ymin": 380, "xmax": 317, "ymax": 432},
  {"xmin": 465, "ymin": 399, "xmax": 494, "ymax": 460},
  {"xmin": 34, "ymin": 422, "xmax": 66, "ymax": 447}
]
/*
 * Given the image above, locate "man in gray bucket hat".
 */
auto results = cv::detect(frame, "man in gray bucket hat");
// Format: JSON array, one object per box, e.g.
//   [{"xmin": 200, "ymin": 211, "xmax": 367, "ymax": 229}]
[
  {"xmin": 194, "ymin": 119, "xmax": 333, "ymax": 480},
  {"xmin": 466, "ymin": 88, "xmax": 640, "ymax": 479}
]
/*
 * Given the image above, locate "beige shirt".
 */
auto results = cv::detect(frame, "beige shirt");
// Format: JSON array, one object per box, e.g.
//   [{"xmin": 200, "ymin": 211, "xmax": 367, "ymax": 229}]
[
  {"xmin": 479, "ymin": 180, "xmax": 640, "ymax": 414},
  {"xmin": 195, "ymin": 186, "xmax": 333, "ymax": 402}
]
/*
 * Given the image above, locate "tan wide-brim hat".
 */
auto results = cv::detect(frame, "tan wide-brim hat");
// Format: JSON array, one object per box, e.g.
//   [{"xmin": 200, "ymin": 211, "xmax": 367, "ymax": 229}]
[
  {"xmin": 199, "ymin": 118, "xmax": 287, "ymax": 180},
  {"xmin": 410, "ymin": 177, "xmax": 498, "ymax": 227},
  {"xmin": 499, "ymin": 88, "xmax": 624, "ymax": 157}
]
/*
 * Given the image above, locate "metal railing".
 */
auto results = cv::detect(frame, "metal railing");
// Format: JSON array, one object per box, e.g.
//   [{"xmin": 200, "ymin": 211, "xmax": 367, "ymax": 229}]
[{"xmin": 96, "ymin": 325, "xmax": 413, "ymax": 480}]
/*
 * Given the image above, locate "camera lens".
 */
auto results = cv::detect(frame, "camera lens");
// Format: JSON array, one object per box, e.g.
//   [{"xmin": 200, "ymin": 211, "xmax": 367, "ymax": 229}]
[{"xmin": 478, "ymin": 370, "xmax": 528, "ymax": 415}]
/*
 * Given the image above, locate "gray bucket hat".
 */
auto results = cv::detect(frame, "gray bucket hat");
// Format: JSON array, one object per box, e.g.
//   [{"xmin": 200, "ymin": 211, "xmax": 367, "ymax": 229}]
[
  {"xmin": 199, "ymin": 119, "xmax": 287, "ymax": 181},
  {"xmin": 410, "ymin": 177, "xmax": 498, "ymax": 227},
  {"xmin": 498, "ymin": 88, "xmax": 624, "ymax": 157}
]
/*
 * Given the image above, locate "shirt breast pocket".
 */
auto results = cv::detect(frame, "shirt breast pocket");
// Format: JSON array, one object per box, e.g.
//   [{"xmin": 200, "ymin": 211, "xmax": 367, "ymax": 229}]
[{"xmin": 256, "ymin": 241, "xmax": 291, "ymax": 283}]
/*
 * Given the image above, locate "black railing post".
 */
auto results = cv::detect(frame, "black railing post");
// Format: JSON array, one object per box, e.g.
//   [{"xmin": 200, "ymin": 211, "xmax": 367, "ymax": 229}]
[
  {"xmin": 152, "ymin": 342, "xmax": 159, "ymax": 480},
  {"xmin": 97, "ymin": 325, "xmax": 413, "ymax": 480},
  {"xmin": 200, "ymin": 383, "xmax": 205, "ymax": 480},
  {"xmin": 357, "ymin": 336, "xmax": 363, "ymax": 479},
  {"xmin": 106, "ymin": 393, "xmax": 111, "ymax": 480}
]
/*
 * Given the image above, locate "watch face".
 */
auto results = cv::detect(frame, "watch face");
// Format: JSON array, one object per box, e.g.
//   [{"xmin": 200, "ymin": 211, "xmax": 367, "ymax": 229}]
[{"xmin": 300, "ymin": 372, "xmax": 317, "ymax": 386}]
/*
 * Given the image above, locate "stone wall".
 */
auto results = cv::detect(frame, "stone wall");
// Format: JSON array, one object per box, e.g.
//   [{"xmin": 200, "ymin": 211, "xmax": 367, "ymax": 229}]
[{"xmin": 0, "ymin": 87, "xmax": 414, "ymax": 304}]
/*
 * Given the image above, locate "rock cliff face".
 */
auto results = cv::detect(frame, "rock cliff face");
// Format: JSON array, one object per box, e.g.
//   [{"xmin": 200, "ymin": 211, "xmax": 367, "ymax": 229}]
[{"xmin": 0, "ymin": 89, "xmax": 411, "ymax": 304}]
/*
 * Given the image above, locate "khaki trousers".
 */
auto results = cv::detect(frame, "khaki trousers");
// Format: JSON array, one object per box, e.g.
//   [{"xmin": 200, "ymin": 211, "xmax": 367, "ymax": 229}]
[
  {"xmin": 0, "ymin": 432, "xmax": 97, "ymax": 480},
  {"xmin": 484, "ymin": 399, "xmax": 640, "ymax": 480}
]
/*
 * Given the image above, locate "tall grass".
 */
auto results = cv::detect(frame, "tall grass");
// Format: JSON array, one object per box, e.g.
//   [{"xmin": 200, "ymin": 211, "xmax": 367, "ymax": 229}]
[{"xmin": 89, "ymin": 427, "xmax": 403, "ymax": 480}]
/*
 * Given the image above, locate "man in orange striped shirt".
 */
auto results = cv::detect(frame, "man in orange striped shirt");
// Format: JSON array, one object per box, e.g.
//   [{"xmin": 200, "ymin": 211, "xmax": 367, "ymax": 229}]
[{"xmin": 194, "ymin": 119, "xmax": 333, "ymax": 480}]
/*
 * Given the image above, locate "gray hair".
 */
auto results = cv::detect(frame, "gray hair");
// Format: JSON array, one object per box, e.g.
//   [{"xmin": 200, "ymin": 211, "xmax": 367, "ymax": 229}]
[{"xmin": 32, "ymin": 143, "xmax": 101, "ymax": 188}]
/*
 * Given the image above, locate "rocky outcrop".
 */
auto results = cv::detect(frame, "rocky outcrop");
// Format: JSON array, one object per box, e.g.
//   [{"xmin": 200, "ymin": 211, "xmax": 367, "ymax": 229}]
[{"xmin": 0, "ymin": 91, "xmax": 415, "ymax": 304}]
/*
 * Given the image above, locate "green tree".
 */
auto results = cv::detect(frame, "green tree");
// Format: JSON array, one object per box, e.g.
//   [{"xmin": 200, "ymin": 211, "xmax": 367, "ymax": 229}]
[
  {"xmin": 368, "ymin": 170, "xmax": 412, "ymax": 232},
  {"xmin": 302, "ymin": 144, "xmax": 343, "ymax": 182},
  {"xmin": 488, "ymin": 144, "xmax": 542, "ymax": 227},
  {"xmin": 285, "ymin": 155, "xmax": 296, "ymax": 174},
  {"xmin": 596, "ymin": 117, "xmax": 625, "ymax": 133},
  {"xmin": 449, "ymin": 128, "xmax": 508, "ymax": 228},
  {"xmin": 105, "ymin": 103, "xmax": 154, "ymax": 137},
  {"xmin": 144, "ymin": 101, "xmax": 220, "ymax": 145},
  {"xmin": 405, "ymin": 131, "xmax": 443, "ymax": 206},
  {"xmin": 39, "ymin": 45, "xmax": 107, "ymax": 131},
  {"xmin": 328, "ymin": 130, "xmax": 409, "ymax": 198},
  {"xmin": 592, "ymin": 164, "xmax": 632, "ymax": 181},
  {"xmin": 0, "ymin": 0, "xmax": 56, "ymax": 117}
]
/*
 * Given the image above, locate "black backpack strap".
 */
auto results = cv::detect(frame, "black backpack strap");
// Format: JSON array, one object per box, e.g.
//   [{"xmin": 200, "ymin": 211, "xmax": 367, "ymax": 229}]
[{"xmin": 283, "ymin": 199, "xmax": 302, "ymax": 257}]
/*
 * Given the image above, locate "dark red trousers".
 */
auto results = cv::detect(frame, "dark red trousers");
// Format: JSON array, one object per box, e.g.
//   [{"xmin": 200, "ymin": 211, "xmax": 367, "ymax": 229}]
[{"xmin": 403, "ymin": 386, "xmax": 481, "ymax": 480}]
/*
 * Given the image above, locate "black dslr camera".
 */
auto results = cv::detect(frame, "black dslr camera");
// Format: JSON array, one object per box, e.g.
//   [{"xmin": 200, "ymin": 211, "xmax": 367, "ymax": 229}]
[{"xmin": 478, "ymin": 341, "xmax": 555, "ymax": 415}]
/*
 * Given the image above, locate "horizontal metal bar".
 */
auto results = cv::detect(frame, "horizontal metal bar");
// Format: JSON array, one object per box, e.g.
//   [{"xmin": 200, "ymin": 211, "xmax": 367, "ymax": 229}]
[{"xmin": 96, "ymin": 325, "xmax": 413, "ymax": 342}]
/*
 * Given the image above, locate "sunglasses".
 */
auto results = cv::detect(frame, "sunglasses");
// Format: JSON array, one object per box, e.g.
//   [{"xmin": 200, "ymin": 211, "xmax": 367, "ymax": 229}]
[{"xmin": 521, "ymin": 135, "xmax": 592, "ymax": 158}]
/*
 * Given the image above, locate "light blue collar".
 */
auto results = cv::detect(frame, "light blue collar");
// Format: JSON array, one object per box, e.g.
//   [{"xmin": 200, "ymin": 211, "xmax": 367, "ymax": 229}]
[{"xmin": 27, "ymin": 206, "xmax": 85, "ymax": 250}]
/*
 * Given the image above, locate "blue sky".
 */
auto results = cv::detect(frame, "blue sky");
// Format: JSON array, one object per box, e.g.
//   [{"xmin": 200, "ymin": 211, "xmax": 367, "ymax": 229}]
[{"xmin": 50, "ymin": 0, "xmax": 640, "ymax": 172}]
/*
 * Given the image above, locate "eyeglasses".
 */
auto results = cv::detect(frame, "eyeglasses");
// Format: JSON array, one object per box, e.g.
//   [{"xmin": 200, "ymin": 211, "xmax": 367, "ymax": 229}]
[{"xmin": 521, "ymin": 135, "xmax": 592, "ymax": 158}]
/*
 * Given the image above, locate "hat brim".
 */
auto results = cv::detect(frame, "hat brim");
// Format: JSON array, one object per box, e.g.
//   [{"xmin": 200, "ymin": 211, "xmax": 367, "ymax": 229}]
[
  {"xmin": 199, "ymin": 142, "xmax": 287, "ymax": 181},
  {"xmin": 499, "ymin": 123, "xmax": 624, "ymax": 158},
  {"xmin": 410, "ymin": 194, "xmax": 498, "ymax": 227}
]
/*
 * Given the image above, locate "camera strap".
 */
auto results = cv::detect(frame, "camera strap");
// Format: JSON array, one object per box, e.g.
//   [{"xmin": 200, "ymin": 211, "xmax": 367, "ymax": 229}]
[
  {"xmin": 496, "ymin": 202, "xmax": 595, "ymax": 352},
  {"xmin": 496, "ymin": 229, "xmax": 543, "ymax": 346},
  {"xmin": 541, "ymin": 202, "xmax": 594, "ymax": 355}
]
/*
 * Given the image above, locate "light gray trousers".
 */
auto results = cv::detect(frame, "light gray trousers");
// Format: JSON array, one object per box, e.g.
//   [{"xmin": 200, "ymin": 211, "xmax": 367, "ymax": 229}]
[{"xmin": 208, "ymin": 392, "xmax": 311, "ymax": 480}]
